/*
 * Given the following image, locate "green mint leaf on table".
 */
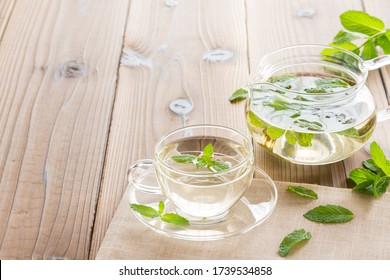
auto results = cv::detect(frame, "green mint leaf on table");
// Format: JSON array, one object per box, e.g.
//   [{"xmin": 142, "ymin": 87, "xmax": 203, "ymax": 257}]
[
  {"xmin": 363, "ymin": 159, "xmax": 386, "ymax": 176},
  {"xmin": 370, "ymin": 141, "xmax": 390, "ymax": 175},
  {"xmin": 130, "ymin": 201, "xmax": 189, "ymax": 226},
  {"xmin": 303, "ymin": 204, "xmax": 354, "ymax": 223},
  {"xmin": 287, "ymin": 185, "xmax": 318, "ymax": 199},
  {"xmin": 229, "ymin": 88, "xmax": 248, "ymax": 103},
  {"xmin": 349, "ymin": 168, "xmax": 377, "ymax": 184},
  {"xmin": 349, "ymin": 142, "xmax": 390, "ymax": 198},
  {"xmin": 171, "ymin": 143, "xmax": 230, "ymax": 173},
  {"xmin": 278, "ymin": 229, "xmax": 312, "ymax": 257}
]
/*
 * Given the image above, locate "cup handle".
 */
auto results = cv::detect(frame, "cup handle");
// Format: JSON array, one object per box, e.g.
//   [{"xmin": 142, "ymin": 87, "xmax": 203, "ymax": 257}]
[{"xmin": 127, "ymin": 159, "xmax": 162, "ymax": 194}]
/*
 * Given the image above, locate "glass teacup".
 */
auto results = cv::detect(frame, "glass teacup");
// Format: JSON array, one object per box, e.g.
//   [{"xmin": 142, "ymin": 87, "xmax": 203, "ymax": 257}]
[{"xmin": 128, "ymin": 125, "xmax": 255, "ymax": 223}]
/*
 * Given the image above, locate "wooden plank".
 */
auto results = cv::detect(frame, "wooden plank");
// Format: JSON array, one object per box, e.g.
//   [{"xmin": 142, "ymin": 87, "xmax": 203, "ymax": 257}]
[
  {"xmin": 0, "ymin": 0, "xmax": 129, "ymax": 259},
  {"xmin": 89, "ymin": 0, "xmax": 249, "ymax": 259},
  {"xmin": 0, "ymin": 0, "xmax": 15, "ymax": 39},
  {"xmin": 246, "ymin": 0, "xmax": 377, "ymax": 187}
]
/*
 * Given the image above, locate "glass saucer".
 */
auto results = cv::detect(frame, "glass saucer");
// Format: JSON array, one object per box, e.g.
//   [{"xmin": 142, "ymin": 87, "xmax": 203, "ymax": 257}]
[{"xmin": 128, "ymin": 166, "xmax": 278, "ymax": 241}]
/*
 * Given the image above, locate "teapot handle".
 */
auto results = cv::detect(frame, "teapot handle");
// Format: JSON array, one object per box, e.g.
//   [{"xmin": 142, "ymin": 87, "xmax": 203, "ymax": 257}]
[
  {"xmin": 377, "ymin": 107, "xmax": 390, "ymax": 122},
  {"xmin": 362, "ymin": 55, "xmax": 390, "ymax": 71}
]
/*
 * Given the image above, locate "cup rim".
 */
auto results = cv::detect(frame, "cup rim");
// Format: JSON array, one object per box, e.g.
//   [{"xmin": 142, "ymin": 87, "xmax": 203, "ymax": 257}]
[
  {"xmin": 252, "ymin": 43, "xmax": 368, "ymax": 97},
  {"xmin": 154, "ymin": 124, "xmax": 254, "ymax": 177}
]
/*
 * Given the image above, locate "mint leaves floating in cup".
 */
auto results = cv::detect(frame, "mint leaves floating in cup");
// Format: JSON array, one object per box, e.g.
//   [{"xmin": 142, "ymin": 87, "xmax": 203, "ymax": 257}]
[
  {"xmin": 130, "ymin": 201, "xmax": 189, "ymax": 226},
  {"xmin": 279, "ymin": 229, "xmax": 312, "ymax": 257},
  {"xmin": 171, "ymin": 143, "xmax": 231, "ymax": 172},
  {"xmin": 349, "ymin": 141, "xmax": 390, "ymax": 198}
]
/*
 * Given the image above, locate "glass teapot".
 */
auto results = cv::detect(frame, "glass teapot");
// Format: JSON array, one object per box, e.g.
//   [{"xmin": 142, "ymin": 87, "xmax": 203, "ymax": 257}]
[{"xmin": 245, "ymin": 44, "xmax": 390, "ymax": 165}]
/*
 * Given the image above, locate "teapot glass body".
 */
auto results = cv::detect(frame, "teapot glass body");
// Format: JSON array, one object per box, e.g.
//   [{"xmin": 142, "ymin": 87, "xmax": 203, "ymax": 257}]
[{"xmin": 246, "ymin": 45, "xmax": 377, "ymax": 165}]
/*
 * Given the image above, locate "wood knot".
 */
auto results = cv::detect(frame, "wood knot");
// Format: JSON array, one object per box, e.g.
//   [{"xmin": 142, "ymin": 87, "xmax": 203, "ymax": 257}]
[
  {"xmin": 121, "ymin": 48, "xmax": 152, "ymax": 68},
  {"xmin": 297, "ymin": 8, "xmax": 316, "ymax": 18},
  {"xmin": 164, "ymin": 0, "xmax": 178, "ymax": 7},
  {"xmin": 202, "ymin": 49, "xmax": 234, "ymax": 62},
  {"xmin": 61, "ymin": 60, "xmax": 85, "ymax": 78}
]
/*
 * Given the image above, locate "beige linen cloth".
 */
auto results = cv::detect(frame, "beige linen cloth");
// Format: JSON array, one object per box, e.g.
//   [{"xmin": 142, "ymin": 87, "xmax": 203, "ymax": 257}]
[{"xmin": 96, "ymin": 181, "xmax": 390, "ymax": 259}]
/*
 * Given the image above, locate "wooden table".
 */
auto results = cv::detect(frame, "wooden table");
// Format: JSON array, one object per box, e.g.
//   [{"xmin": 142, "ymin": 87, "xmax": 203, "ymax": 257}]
[{"xmin": 0, "ymin": 0, "xmax": 389, "ymax": 260}]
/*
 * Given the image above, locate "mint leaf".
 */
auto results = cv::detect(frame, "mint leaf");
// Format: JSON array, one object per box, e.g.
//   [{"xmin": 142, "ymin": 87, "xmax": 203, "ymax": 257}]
[
  {"xmin": 161, "ymin": 213, "xmax": 190, "ymax": 226},
  {"xmin": 285, "ymin": 130, "xmax": 314, "ymax": 147},
  {"xmin": 130, "ymin": 204, "xmax": 161, "ymax": 218},
  {"xmin": 340, "ymin": 10, "xmax": 384, "ymax": 36},
  {"xmin": 374, "ymin": 176, "xmax": 390, "ymax": 197},
  {"xmin": 287, "ymin": 185, "xmax": 318, "ymax": 199},
  {"xmin": 296, "ymin": 132, "xmax": 314, "ymax": 147},
  {"xmin": 285, "ymin": 130, "xmax": 297, "ymax": 145},
  {"xmin": 267, "ymin": 74, "xmax": 296, "ymax": 84},
  {"xmin": 158, "ymin": 201, "xmax": 164, "ymax": 214},
  {"xmin": 278, "ymin": 229, "xmax": 312, "ymax": 257},
  {"xmin": 375, "ymin": 34, "xmax": 390, "ymax": 54},
  {"xmin": 208, "ymin": 160, "xmax": 230, "ymax": 172},
  {"xmin": 202, "ymin": 143, "xmax": 213, "ymax": 161},
  {"xmin": 332, "ymin": 30, "xmax": 361, "ymax": 44},
  {"xmin": 370, "ymin": 141, "xmax": 390, "ymax": 175},
  {"xmin": 353, "ymin": 180, "xmax": 376, "ymax": 196},
  {"xmin": 195, "ymin": 157, "xmax": 208, "ymax": 169},
  {"xmin": 363, "ymin": 159, "xmax": 386, "ymax": 176},
  {"xmin": 303, "ymin": 204, "xmax": 354, "ymax": 223},
  {"xmin": 266, "ymin": 126, "xmax": 285, "ymax": 139},
  {"xmin": 266, "ymin": 98, "xmax": 290, "ymax": 110},
  {"xmin": 248, "ymin": 110, "xmax": 265, "ymax": 128},
  {"xmin": 349, "ymin": 168, "xmax": 377, "ymax": 184},
  {"xmin": 229, "ymin": 88, "xmax": 247, "ymax": 103},
  {"xmin": 304, "ymin": 88, "xmax": 326, "ymax": 93},
  {"xmin": 361, "ymin": 40, "xmax": 378, "ymax": 60},
  {"xmin": 337, "ymin": 127, "xmax": 360, "ymax": 138},
  {"xmin": 290, "ymin": 112, "xmax": 301, "ymax": 118},
  {"xmin": 131, "ymin": 201, "xmax": 190, "ymax": 226},
  {"xmin": 315, "ymin": 77, "xmax": 349, "ymax": 89},
  {"xmin": 294, "ymin": 119, "xmax": 323, "ymax": 131},
  {"xmin": 171, "ymin": 154, "xmax": 197, "ymax": 164}
]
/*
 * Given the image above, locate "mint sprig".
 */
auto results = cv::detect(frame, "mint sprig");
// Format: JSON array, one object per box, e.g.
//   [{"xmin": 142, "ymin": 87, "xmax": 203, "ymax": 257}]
[
  {"xmin": 330, "ymin": 10, "xmax": 390, "ymax": 59},
  {"xmin": 349, "ymin": 141, "xmax": 390, "ymax": 197},
  {"xmin": 130, "ymin": 201, "xmax": 190, "ymax": 226},
  {"xmin": 171, "ymin": 143, "xmax": 231, "ymax": 172}
]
